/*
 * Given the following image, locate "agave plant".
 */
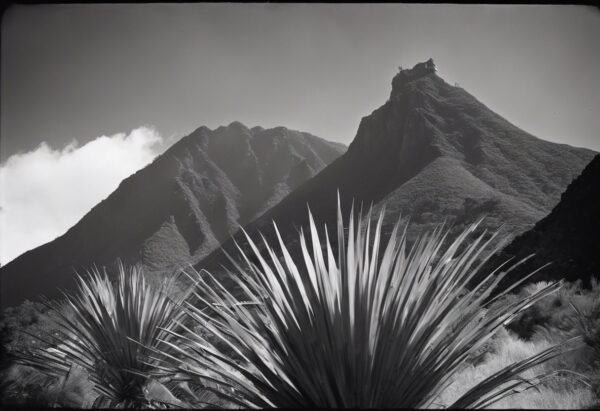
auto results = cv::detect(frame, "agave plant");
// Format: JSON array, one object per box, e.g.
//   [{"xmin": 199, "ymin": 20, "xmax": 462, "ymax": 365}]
[
  {"xmin": 14, "ymin": 262, "xmax": 189, "ymax": 408},
  {"xmin": 150, "ymin": 198, "xmax": 581, "ymax": 408}
]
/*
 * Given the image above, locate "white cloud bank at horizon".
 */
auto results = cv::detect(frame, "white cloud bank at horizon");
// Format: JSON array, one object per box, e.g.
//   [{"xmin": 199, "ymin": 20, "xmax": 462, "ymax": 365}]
[{"xmin": 0, "ymin": 127, "xmax": 163, "ymax": 265}]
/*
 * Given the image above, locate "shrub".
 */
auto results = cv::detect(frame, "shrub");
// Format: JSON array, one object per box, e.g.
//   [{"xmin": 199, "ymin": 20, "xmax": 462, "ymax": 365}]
[
  {"xmin": 481, "ymin": 276, "xmax": 600, "ymax": 407},
  {"xmin": 507, "ymin": 304, "xmax": 552, "ymax": 340},
  {"xmin": 0, "ymin": 363, "xmax": 95, "ymax": 408},
  {"xmin": 571, "ymin": 289, "xmax": 600, "ymax": 363},
  {"xmin": 0, "ymin": 300, "xmax": 57, "ymax": 406},
  {"xmin": 148, "ymin": 198, "xmax": 578, "ymax": 408},
  {"xmin": 13, "ymin": 263, "xmax": 189, "ymax": 408}
]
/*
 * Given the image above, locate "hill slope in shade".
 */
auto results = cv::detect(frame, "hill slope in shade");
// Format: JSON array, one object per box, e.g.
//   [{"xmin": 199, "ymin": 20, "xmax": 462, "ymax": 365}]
[
  {"xmin": 0, "ymin": 123, "xmax": 346, "ymax": 307},
  {"xmin": 489, "ymin": 153, "xmax": 600, "ymax": 289},
  {"xmin": 197, "ymin": 59, "xmax": 596, "ymax": 275}
]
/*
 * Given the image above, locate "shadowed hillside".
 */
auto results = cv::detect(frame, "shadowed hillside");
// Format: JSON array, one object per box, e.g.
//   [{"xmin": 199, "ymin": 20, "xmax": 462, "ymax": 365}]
[
  {"xmin": 489, "ymin": 153, "xmax": 600, "ymax": 289},
  {"xmin": 0, "ymin": 124, "xmax": 345, "ymax": 307}
]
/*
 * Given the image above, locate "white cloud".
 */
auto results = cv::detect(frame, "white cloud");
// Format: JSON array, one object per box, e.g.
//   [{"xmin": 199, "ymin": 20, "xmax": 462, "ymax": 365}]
[{"xmin": 0, "ymin": 126, "xmax": 163, "ymax": 265}]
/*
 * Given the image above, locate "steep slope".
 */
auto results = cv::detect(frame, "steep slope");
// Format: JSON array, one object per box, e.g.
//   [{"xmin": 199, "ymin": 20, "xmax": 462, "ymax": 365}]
[
  {"xmin": 0, "ymin": 123, "xmax": 345, "ymax": 307},
  {"xmin": 197, "ymin": 59, "xmax": 596, "ymax": 275},
  {"xmin": 489, "ymin": 154, "xmax": 600, "ymax": 288}
]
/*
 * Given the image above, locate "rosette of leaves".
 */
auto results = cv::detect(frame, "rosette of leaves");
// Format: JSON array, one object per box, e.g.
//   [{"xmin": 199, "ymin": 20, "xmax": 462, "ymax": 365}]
[
  {"xmin": 148, "ymin": 196, "xmax": 581, "ymax": 408},
  {"xmin": 14, "ymin": 263, "xmax": 190, "ymax": 408}
]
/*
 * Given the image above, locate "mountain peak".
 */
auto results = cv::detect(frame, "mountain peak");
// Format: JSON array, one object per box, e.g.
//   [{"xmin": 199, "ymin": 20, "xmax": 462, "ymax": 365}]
[
  {"xmin": 195, "ymin": 61, "xmax": 595, "ymax": 281},
  {"xmin": 226, "ymin": 121, "xmax": 250, "ymax": 131},
  {"xmin": 392, "ymin": 58, "xmax": 438, "ymax": 92}
]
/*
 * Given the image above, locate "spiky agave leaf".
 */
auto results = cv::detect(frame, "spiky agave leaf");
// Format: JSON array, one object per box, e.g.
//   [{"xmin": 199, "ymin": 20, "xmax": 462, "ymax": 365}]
[
  {"xmin": 150, "ymin": 196, "xmax": 581, "ymax": 408},
  {"xmin": 14, "ymin": 262, "xmax": 189, "ymax": 408}
]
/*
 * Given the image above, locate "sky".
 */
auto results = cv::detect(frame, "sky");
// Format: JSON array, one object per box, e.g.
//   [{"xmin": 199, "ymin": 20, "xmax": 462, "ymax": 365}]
[{"xmin": 1, "ymin": 4, "xmax": 599, "ymax": 264}]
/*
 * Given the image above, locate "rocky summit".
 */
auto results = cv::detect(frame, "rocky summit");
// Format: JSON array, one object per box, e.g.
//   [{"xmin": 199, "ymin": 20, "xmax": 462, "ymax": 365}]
[{"xmin": 196, "ymin": 59, "xmax": 596, "ymax": 276}]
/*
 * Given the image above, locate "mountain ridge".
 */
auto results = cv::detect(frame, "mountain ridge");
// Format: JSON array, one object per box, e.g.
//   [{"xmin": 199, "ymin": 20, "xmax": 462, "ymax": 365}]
[
  {"xmin": 2, "ymin": 59, "xmax": 596, "ymax": 308},
  {"xmin": 0, "ymin": 123, "xmax": 345, "ymax": 307}
]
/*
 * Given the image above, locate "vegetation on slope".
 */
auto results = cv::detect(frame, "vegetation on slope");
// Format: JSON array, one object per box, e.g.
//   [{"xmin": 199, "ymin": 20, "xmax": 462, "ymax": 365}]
[
  {"xmin": 144, "ymin": 200, "xmax": 580, "ymax": 408},
  {"xmin": 2, "ymin": 179, "xmax": 599, "ymax": 408},
  {"xmin": 4, "ymin": 276, "xmax": 599, "ymax": 408},
  {"xmin": 441, "ymin": 279, "xmax": 600, "ymax": 409},
  {"xmin": 490, "ymin": 154, "xmax": 600, "ymax": 288}
]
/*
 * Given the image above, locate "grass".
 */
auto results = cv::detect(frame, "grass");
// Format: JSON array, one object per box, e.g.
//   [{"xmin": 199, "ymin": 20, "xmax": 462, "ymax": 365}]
[
  {"xmin": 145, "ymin": 197, "xmax": 578, "ymax": 408},
  {"xmin": 438, "ymin": 279, "xmax": 600, "ymax": 409},
  {"xmin": 438, "ymin": 327, "xmax": 595, "ymax": 409}
]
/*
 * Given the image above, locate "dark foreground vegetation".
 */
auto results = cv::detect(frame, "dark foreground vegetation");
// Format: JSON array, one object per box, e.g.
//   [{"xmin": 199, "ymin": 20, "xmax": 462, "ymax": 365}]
[{"xmin": 1, "ymin": 204, "xmax": 598, "ymax": 408}]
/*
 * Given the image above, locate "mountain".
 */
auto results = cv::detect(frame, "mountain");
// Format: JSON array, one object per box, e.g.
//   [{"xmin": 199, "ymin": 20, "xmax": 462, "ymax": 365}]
[
  {"xmin": 197, "ymin": 59, "xmax": 596, "ymax": 276},
  {"xmin": 489, "ymin": 153, "xmax": 600, "ymax": 289},
  {"xmin": 0, "ymin": 123, "xmax": 346, "ymax": 307}
]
